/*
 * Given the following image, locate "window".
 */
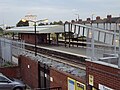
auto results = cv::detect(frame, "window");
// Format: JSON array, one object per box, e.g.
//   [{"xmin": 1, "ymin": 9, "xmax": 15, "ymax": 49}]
[{"xmin": 0, "ymin": 76, "xmax": 9, "ymax": 82}]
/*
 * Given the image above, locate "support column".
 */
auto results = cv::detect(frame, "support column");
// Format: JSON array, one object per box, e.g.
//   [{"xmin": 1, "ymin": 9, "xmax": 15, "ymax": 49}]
[
  {"xmin": 110, "ymin": 23, "xmax": 111, "ymax": 30},
  {"xmin": 18, "ymin": 33, "xmax": 20, "ymax": 40},
  {"xmin": 68, "ymin": 23, "xmax": 71, "ymax": 47},
  {"xmin": 38, "ymin": 61, "xmax": 41, "ymax": 88},
  {"xmin": 56, "ymin": 33, "xmax": 59, "ymax": 45},
  {"xmin": 77, "ymin": 26, "xmax": 80, "ymax": 47},
  {"xmin": 97, "ymin": 23, "xmax": 99, "ymax": 28},
  {"xmin": 103, "ymin": 23, "xmax": 105, "ymax": 29},
  {"xmin": 44, "ymin": 64, "xmax": 46, "ymax": 88},
  {"xmin": 104, "ymin": 32, "xmax": 106, "ymax": 43},
  {"xmin": 83, "ymin": 27, "xmax": 85, "ymax": 36},
  {"xmin": 98, "ymin": 31, "xmax": 100, "ymax": 42},
  {"xmin": 118, "ymin": 25, "xmax": 120, "ymax": 67},
  {"xmin": 64, "ymin": 23, "xmax": 67, "ymax": 47},
  {"xmin": 12, "ymin": 33, "xmax": 14, "ymax": 40},
  {"xmin": 48, "ymin": 33, "xmax": 51, "ymax": 45}
]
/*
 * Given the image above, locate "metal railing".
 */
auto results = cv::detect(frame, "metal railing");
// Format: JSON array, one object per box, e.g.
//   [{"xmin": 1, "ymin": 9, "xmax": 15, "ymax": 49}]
[{"xmin": 64, "ymin": 22, "xmax": 120, "ymax": 66}]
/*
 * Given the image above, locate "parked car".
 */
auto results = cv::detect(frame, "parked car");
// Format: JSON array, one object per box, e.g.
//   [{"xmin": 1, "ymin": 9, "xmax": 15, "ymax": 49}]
[{"xmin": 0, "ymin": 73, "xmax": 26, "ymax": 90}]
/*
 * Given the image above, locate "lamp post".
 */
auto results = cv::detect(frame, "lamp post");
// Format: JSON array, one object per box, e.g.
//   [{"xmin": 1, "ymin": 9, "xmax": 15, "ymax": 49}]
[
  {"xmin": 22, "ymin": 19, "xmax": 48, "ymax": 56},
  {"xmin": 75, "ymin": 14, "xmax": 80, "ymax": 21}
]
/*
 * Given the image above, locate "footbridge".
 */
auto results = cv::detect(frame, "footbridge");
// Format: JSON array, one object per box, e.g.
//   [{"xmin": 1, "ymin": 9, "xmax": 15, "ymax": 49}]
[{"xmin": 64, "ymin": 22, "xmax": 120, "ymax": 62}]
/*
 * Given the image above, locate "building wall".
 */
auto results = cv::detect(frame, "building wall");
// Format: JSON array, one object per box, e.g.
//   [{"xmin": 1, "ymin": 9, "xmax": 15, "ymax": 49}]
[
  {"xmin": 0, "ymin": 66, "xmax": 20, "ymax": 79},
  {"xmin": 0, "ymin": 56, "xmax": 86, "ymax": 89},
  {"xmin": 19, "ymin": 56, "xmax": 86, "ymax": 90},
  {"xmin": 21, "ymin": 33, "xmax": 47, "ymax": 44},
  {"xmin": 50, "ymin": 67, "xmax": 68, "ymax": 90},
  {"xmin": 19, "ymin": 56, "xmax": 39, "ymax": 88},
  {"xmin": 86, "ymin": 61, "xmax": 120, "ymax": 90},
  {"xmin": 50, "ymin": 67, "xmax": 86, "ymax": 90}
]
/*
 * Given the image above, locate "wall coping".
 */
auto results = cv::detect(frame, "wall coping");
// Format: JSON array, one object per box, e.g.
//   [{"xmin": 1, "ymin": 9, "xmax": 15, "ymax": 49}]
[{"xmin": 86, "ymin": 59, "xmax": 119, "ymax": 69}]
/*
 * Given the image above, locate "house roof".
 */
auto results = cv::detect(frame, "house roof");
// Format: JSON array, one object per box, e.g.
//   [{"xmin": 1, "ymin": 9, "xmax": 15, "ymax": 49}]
[
  {"xmin": 81, "ymin": 17, "xmax": 120, "ymax": 23},
  {"xmin": 5, "ymin": 25, "xmax": 64, "ymax": 34}
]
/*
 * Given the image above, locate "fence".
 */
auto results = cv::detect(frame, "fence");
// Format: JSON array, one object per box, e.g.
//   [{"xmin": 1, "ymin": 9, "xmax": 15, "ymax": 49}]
[
  {"xmin": 0, "ymin": 37, "xmax": 25, "ymax": 66},
  {"xmin": 64, "ymin": 22, "xmax": 120, "ymax": 66}
]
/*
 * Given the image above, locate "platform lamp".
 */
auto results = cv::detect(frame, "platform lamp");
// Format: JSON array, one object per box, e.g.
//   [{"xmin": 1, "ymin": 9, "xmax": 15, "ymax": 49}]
[
  {"xmin": 22, "ymin": 18, "xmax": 48, "ymax": 56},
  {"xmin": 75, "ymin": 14, "xmax": 80, "ymax": 21}
]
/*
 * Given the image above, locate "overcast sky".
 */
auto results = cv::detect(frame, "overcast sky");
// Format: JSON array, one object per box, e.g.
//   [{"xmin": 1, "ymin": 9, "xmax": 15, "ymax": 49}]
[{"xmin": 0, "ymin": 0, "xmax": 120, "ymax": 26}]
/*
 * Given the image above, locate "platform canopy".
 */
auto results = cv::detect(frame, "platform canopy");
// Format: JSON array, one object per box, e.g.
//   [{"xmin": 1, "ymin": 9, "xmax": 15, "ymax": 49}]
[{"xmin": 5, "ymin": 25, "xmax": 64, "ymax": 34}]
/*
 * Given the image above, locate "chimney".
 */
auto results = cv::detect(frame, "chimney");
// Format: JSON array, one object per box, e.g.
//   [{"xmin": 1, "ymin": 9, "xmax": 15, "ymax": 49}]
[
  {"xmin": 87, "ymin": 18, "xmax": 91, "ymax": 21},
  {"xmin": 107, "ymin": 15, "xmax": 112, "ymax": 19},
  {"xmin": 78, "ymin": 19, "xmax": 82, "ymax": 22},
  {"xmin": 96, "ymin": 16, "xmax": 100, "ymax": 20}
]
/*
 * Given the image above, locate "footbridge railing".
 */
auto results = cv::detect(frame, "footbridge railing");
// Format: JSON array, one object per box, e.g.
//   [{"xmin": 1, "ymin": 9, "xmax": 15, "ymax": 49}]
[{"xmin": 64, "ymin": 22, "xmax": 119, "ymax": 61}]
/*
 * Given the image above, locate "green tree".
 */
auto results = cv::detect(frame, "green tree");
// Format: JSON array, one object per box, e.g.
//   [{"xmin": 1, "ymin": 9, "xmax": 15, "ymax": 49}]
[
  {"xmin": 52, "ymin": 21, "xmax": 63, "ymax": 25},
  {"xmin": 16, "ymin": 20, "xmax": 29, "ymax": 27},
  {"xmin": 38, "ymin": 23, "xmax": 45, "ymax": 26}
]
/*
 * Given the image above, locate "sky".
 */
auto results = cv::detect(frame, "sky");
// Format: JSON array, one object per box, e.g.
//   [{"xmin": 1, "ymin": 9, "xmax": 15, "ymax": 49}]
[{"xmin": 0, "ymin": 0, "xmax": 120, "ymax": 26}]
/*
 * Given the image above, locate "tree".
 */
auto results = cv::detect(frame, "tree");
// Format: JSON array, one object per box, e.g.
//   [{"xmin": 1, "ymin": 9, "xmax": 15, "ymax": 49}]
[
  {"xmin": 71, "ymin": 20, "xmax": 75, "ymax": 23},
  {"xmin": 38, "ymin": 23, "xmax": 45, "ymax": 26},
  {"xmin": 46, "ymin": 23, "xmax": 48, "ymax": 25},
  {"xmin": 50, "ymin": 22, "xmax": 53, "ymax": 25},
  {"xmin": 53, "ymin": 21, "xmax": 58, "ymax": 25},
  {"xmin": 0, "ymin": 27, "xmax": 3, "ymax": 31},
  {"xmin": 16, "ymin": 20, "xmax": 29, "ymax": 27},
  {"xmin": 52, "ymin": 21, "xmax": 63, "ymax": 25},
  {"xmin": 58, "ymin": 21, "xmax": 63, "ymax": 25}
]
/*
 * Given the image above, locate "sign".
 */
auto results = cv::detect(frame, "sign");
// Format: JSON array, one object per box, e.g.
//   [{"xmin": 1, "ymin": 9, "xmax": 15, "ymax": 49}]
[
  {"xmin": 89, "ymin": 75, "xmax": 94, "ymax": 86},
  {"xmin": 68, "ymin": 77, "xmax": 86, "ymax": 90},
  {"xmin": 92, "ymin": 87, "xmax": 97, "ymax": 90},
  {"xmin": 76, "ymin": 81, "xmax": 86, "ymax": 90},
  {"xmin": 99, "ymin": 84, "xmax": 114, "ymax": 90},
  {"xmin": 68, "ymin": 77, "xmax": 75, "ymax": 90}
]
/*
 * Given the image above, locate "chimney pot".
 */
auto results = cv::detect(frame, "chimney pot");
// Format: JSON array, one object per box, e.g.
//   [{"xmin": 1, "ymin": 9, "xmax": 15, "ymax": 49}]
[
  {"xmin": 96, "ymin": 16, "xmax": 100, "ymax": 20},
  {"xmin": 87, "ymin": 18, "xmax": 91, "ymax": 21}
]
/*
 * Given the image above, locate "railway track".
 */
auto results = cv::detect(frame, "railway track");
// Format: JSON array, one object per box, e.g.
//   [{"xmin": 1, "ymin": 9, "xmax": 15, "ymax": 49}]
[{"xmin": 25, "ymin": 43, "xmax": 86, "ymax": 70}]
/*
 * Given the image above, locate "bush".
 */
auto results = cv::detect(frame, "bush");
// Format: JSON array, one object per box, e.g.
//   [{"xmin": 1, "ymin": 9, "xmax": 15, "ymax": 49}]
[{"xmin": 2, "ymin": 62, "xmax": 13, "ymax": 67}]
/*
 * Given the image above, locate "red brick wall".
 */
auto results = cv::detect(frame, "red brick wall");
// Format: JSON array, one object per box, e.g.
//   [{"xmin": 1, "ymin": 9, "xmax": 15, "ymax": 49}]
[
  {"xmin": 50, "ymin": 67, "xmax": 86, "ymax": 90},
  {"xmin": 18, "ymin": 56, "xmax": 86, "ymax": 89},
  {"xmin": 21, "ymin": 33, "xmax": 47, "ymax": 44},
  {"xmin": 86, "ymin": 61, "xmax": 120, "ymax": 90},
  {"xmin": 21, "ymin": 34, "xmax": 35, "ymax": 44},
  {"xmin": 19, "ymin": 56, "xmax": 39, "ymax": 88},
  {"xmin": 0, "ymin": 66, "xmax": 20, "ymax": 79}
]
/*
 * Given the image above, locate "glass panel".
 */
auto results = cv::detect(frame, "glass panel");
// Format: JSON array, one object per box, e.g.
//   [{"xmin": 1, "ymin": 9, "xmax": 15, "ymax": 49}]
[
  {"xmin": 0, "ymin": 76, "xmax": 8, "ymax": 82},
  {"xmin": 99, "ymin": 32, "xmax": 105, "ymax": 42}
]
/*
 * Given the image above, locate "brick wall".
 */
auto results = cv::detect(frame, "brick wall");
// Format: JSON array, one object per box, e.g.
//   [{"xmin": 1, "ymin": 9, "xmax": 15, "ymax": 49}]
[
  {"xmin": 19, "ymin": 56, "xmax": 86, "ymax": 90},
  {"xmin": 50, "ymin": 67, "xmax": 86, "ymax": 90},
  {"xmin": 21, "ymin": 33, "xmax": 35, "ymax": 44},
  {"xmin": 19, "ymin": 56, "xmax": 39, "ymax": 88},
  {"xmin": 0, "ymin": 66, "xmax": 20, "ymax": 79},
  {"xmin": 86, "ymin": 61, "xmax": 120, "ymax": 90},
  {"xmin": 21, "ymin": 33, "xmax": 47, "ymax": 44}
]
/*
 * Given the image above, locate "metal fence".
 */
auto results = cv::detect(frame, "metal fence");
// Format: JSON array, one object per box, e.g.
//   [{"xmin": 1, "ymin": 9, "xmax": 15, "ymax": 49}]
[
  {"xmin": 64, "ymin": 22, "xmax": 120, "ymax": 66},
  {"xmin": 0, "ymin": 37, "xmax": 25, "ymax": 66}
]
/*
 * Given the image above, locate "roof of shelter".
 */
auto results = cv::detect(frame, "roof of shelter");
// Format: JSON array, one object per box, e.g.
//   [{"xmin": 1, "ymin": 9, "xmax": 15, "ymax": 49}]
[{"xmin": 5, "ymin": 25, "xmax": 64, "ymax": 34}]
